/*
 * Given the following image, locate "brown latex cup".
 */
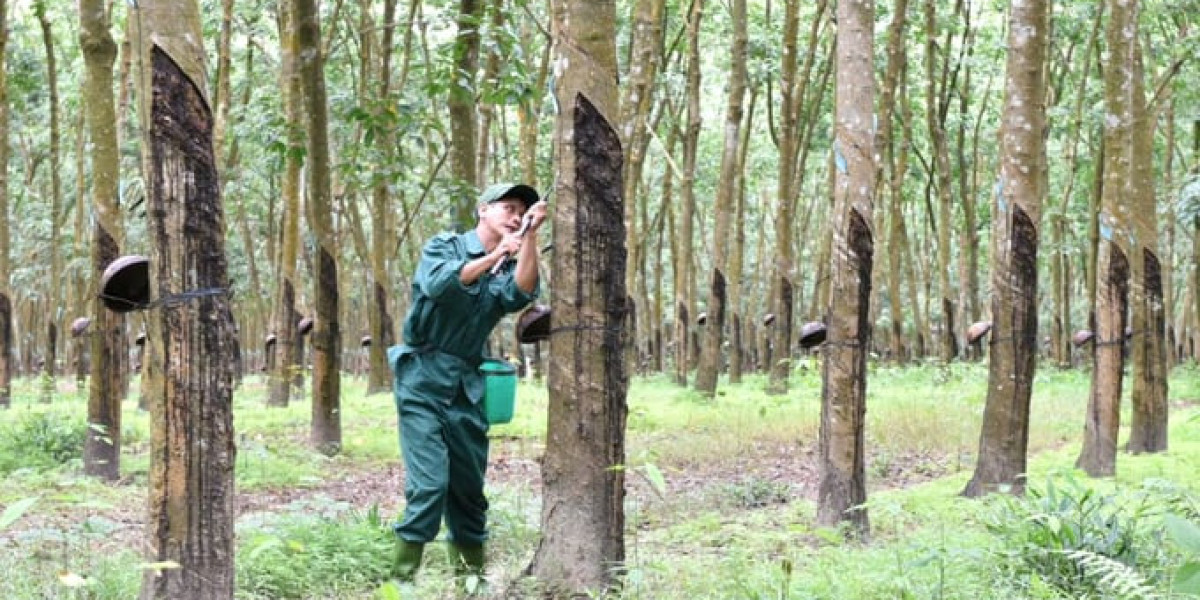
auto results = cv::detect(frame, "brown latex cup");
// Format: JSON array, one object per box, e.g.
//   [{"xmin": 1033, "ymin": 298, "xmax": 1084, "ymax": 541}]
[
  {"xmin": 100, "ymin": 255, "xmax": 150, "ymax": 313},
  {"xmin": 517, "ymin": 305, "xmax": 551, "ymax": 344}
]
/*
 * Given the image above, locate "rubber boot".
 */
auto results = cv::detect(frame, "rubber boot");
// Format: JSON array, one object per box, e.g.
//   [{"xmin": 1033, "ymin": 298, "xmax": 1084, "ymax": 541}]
[
  {"xmin": 391, "ymin": 539, "xmax": 425, "ymax": 583},
  {"xmin": 448, "ymin": 542, "xmax": 487, "ymax": 596}
]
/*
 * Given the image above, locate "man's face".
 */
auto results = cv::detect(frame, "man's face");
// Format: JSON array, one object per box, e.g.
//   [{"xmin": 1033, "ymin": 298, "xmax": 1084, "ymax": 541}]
[{"xmin": 479, "ymin": 199, "xmax": 528, "ymax": 234}]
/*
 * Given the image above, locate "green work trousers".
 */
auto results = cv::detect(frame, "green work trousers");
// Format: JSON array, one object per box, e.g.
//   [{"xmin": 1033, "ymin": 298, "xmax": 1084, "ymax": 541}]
[{"xmin": 394, "ymin": 388, "xmax": 490, "ymax": 546}]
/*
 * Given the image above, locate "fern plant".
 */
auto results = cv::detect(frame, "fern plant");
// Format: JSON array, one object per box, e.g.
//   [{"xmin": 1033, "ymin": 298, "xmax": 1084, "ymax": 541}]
[
  {"xmin": 984, "ymin": 473, "xmax": 1172, "ymax": 598},
  {"xmin": 1065, "ymin": 550, "xmax": 1159, "ymax": 599}
]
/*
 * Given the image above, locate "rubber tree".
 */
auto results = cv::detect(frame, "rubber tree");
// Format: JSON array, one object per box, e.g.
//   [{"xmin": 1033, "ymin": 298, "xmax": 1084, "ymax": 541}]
[
  {"xmin": 1077, "ymin": 0, "xmax": 1138, "ymax": 478},
  {"xmin": 962, "ymin": 0, "xmax": 1048, "ymax": 498},
  {"xmin": 525, "ymin": 0, "xmax": 629, "ymax": 592},
  {"xmin": 294, "ymin": 0, "xmax": 342, "ymax": 455},
  {"xmin": 695, "ymin": 0, "xmax": 746, "ymax": 395},
  {"xmin": 133, "ymin": 0, "xmax": 239, "ymax": 595},
  {"xmin": 0, "ymin": 0, "xmax": 11, "ymax": 409},
  {"xmin": 817, "ymin": 0, "xmax": 875, "ymax": 538},
  {"xmin": 80, "ymin": 0, "xmax": 127, "ymax": 480}
]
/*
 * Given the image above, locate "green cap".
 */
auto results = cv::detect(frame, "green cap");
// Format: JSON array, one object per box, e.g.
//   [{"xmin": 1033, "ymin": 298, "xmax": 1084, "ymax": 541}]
[{"xmin": 479, "ymin": 182, "xmax": 539, "ymax": 209}]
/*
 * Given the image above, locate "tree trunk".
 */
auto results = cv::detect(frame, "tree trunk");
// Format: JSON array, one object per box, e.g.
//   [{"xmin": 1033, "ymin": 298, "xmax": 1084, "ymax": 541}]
[
  {"xmin": 1086, "ymin": 133, "xmax": 1104, "ymax": 328},
  {"xmin": 674, "ymin": 0, "xmax": 702, "ymax": 387},
  {"xmin": 955, "ymin": 15, "xmax": 979, "ymax": 344},
  {"xmin": 474, "ymin": 1, "xmax": 503, "ymax": 184},
  {"xmin": 817, "ymin": 0, "xmax": 874, "ymax": 539},
  {"xmin": 1193, "ymin": 121, "xmax": 1199, "ymax": 362},
  {"xmin": 1078, "ymin": 241, "xmax": 1129, "ymax": 476},
  {"xmin": 962, "ymin": 0, "xmax": 1047, "ymax": 498},
  {"xmin": 268, "ymin": 0, "xmax": 304, "ymax": 408},
  {"xmin": 295, "ymin": 0, "xmax": 342, "ymax": 455},
  {"xmin": 212, "ymin": 0, "xmax": 234, "ymax": 152},
  {"xmin": 1050, "ymin": 9, "xmax": 1100, "ymax": 368},
  {"xmin": 449, "ymin": 0, "xmax": 481, "ymax": 227},
  {"xmin": 71, "ymin": 111, "xmax": 89, "ymax": 392},
  {"xmin": 526, "ymin": 0, "xmax": 628, "ymax": 592},
  {"xmin": 1194, "ymin": 213, "xmax": 1199, "ymax": 362},
  {"xmin": 656, "ymin": 135, "xmax": 677, "ymax": 375},
  {"xmin": 766, "ymin": 0, "xmax": 811, "ymax": 394},
  {"xmin": 134, "ymin": 2, "xmax": 238, "ymax": 594},
  {"xmin": 1077, "ymin": 0, "xmax": 1137, "ymax": 478},
  {"xmin": 81, "ymin": 0, "xmax": 127, "ymax": 480},
  {"xmin": 620, "ymin": 0, "xmax": 666, "ymax": 373},
  {"xmin": 1126, "ymin": 38, "xmax": 1167, "ymax": 454},
  {"xmin": 923, "ymin": 0, "xmax": 957, "ymax": 362},
  {"xmin": 213, "ymin": 0, "xmax": 255, "ymax": 386},
  {"xmin": 37, "ymin": 3, "xmax": 64, "ymax": 401},
  {"xmin": 0, "ymin": 0, "xmax": 10, "ymax": 409},
  {"xmin": 878, "ymin": 0, "xmax": 908, "ymax": 364},
  {"xmin": 0, "ymin": 295, "xmax": 9, "ymax": 409},
  {"xmin": 365, "ymin": 0, "xmax": 401, "ymax": 395},
  {"xmin": 728, "ymin": 89, "xmax": 757, "ymax": 383},
  {"xmin": 696, "ymin": 0, "xmax": 745, "ymax": 395},
  {"xmin": 897, "ymin": 64, "xmax": 931, "ymax": 360},
  {"xmin": 1161, "ymin": 98, "xmax": 1176, "ymax": 366}
]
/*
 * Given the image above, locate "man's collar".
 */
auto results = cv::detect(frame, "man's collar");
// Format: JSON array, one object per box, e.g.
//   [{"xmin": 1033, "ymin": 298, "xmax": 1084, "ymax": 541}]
[{"xmin": 462, "ymin": 230, "xmax": 486, "ymax": 256}]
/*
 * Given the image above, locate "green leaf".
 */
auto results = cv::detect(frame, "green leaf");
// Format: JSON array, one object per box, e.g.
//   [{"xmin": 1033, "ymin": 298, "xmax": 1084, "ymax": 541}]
[
  {"xmin": 641, "ymin": 463, "xmax": 667, "ymax": 499},
  {"xmin": 247, "ymin": 536, "xmax": 284, "ymax": 560},
  {"xmin": 1167, "ymin": 514, "xmax": 1200, "ymax": 556},
  {"xmin": 376, "ymin": 581, "xmax": 403, "ymax": 600},
  {"xmin": 0, "ymin": 497, "xmax": 39, "ymax": 531},
  {"xmin": 1174, "ymin": 562, "xmax": 1200, "ymax": 595}
]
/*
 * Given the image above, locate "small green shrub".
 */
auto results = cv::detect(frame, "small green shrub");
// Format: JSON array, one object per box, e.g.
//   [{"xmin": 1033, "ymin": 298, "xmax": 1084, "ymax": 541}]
[
  {"xmin": 0, "ymin": 547, "xmax": 142, "ymax": 599},
  {"xmin": 0, "ymin": 410, "xmax": 86, "ymax": 474},
  {"xmin": 984, "ymin": 473, "xmax": 1174, "ymax": 598},
  {"xmin": 720, "ymin": 477, "xmax": 793, "ymax": 509},
  {"xmin": 236, "ymin": 503, "xmax": 394, "ymax": 599}
]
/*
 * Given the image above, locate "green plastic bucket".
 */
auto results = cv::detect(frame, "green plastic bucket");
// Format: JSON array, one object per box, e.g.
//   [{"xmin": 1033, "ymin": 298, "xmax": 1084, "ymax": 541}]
[{"xmin": 479, "ymin": 359, "xmax": 518, "ymax": 424}]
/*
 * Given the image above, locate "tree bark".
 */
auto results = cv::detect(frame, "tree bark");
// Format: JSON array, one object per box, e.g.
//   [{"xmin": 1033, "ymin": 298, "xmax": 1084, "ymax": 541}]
[
  {"xmin": 1050, "ymin": 8, "xmax": 1101, "ymax": 368},
  {"xmin": 526, "ymin": 0, "xmax": 628, "ymax": 592},
  {"xmin": 81, "ymin": 0, "xmax": 127, "ymax": 480},
  {"xmin": 37, "ymin": 2, "xmax": 64, "ymax": 401},
  {"xmin": 954, "ymin": 11, "xmax": 979, "ymax": 345},
  {"xmin": 294, "ymin": 0, "xmax": 342, "ymax": 455},
  {"xmin": 1161, "ymin": 98, "xmax": 1176, "ymax": 366},
  {"xmin": 134, "ymin": 1, "xmax": 238, "ymax": 594},
  {"xmin": 0, "ymin": 295, "xmax": 9, "ymax": 409},
  {"xmin": 728, "ymin": 89, "xmax": 756, "ymax": 383},
  {"xmin": 0, "ymin": 0, "xmax": 10, "ymax": 408},
  {"xmin": 695, "ymin": 0, "xmax": 745, "ymax": 395},
  {"xmin": 449, "ymin": 0, "xmax": 481, "ymax": 227},
  {"xmin": 364, "ymin": 0, "xmax": 400, "ymax": 394},
  {"xmin": 674, "ymin": 0, "xmax": 701, "ymax": 387},
  {"xmin": 1194, "ymin": 213, "xmax": 1199, "ymax": 362},
  {"xmin": 1193, "ymin": 121, "xmax": 1199, "ymax": 362},
  {"xmin": 268, "ymin": 0, "xmax": 304, "ymax": 407},
  {"xmin": 962, "ymin": 0, "xmax": 1047, "ymax": 498},
  {"xmin": 817, "ymin": 0, "xmax": 874, "ymax": 539},
  {"xmin": 766, "ymin": 0, "xmax": 815, "ymax": 394},
  {"xmin": 923, "ymin": 0, "xmax": 957, "ymax": 362},
  {"xmin": 71, "ymin": 111, "xmax": 89, "ymax": 392},
  {"xmin": 1126, "ymin": 37, "xmax": 1168, "ymax": 454},
  {"xmin": 878, "ymin": 0, "xmax": 908, "ymax": 364},
  {"xmin": 620, "ymin": 0, "xmax": 666, "ymax": 372},
  {"xmin": 1077, "ymin": 0, "xmax": 1137, "ymax": 478}
]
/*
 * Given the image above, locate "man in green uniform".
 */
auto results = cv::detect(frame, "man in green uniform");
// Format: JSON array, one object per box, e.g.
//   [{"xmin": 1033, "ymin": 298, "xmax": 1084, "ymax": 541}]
[{"xmin": 387, "ymin": 182, "xmax": 546, "ymax": 590}]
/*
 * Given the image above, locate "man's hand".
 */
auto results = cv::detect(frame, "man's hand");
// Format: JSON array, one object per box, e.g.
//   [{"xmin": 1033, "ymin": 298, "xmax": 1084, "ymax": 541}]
[
  {"xmin": 495, "ymin": 231, "xmax": 524, "ymax": 261},
  {"xmin": 524, "ymin": 201, "xmax": 548, "ymax": 234}
]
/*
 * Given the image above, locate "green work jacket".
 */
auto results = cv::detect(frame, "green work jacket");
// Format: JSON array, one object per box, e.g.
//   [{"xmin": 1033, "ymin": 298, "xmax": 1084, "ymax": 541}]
[{"xmin": 388, "ymin": 230, "xmax": 538, "ymax": 405}]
